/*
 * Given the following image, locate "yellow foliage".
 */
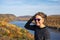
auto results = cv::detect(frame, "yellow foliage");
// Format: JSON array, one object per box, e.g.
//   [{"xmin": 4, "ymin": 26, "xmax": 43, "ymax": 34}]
[{"xmin": 0, "ymin": 21, "xmax": 34, "ymax": 40}]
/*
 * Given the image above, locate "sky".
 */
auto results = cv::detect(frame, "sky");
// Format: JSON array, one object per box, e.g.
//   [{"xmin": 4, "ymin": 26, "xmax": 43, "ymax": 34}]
[{"xmin": 0, "ymin": 0, "xmax": 60, "ymax": 16}]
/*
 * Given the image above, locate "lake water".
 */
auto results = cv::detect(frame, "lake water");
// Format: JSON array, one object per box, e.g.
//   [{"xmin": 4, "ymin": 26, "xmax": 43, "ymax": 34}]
[{"xmin": 10, "ymin": 21, "xmax": 60, "ymax": 40}]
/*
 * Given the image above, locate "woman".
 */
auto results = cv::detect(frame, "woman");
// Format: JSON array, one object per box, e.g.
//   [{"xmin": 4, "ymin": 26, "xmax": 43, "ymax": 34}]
[{"xmin": 24, "ymin": 12, "xmax": 50, "ymax": 40}]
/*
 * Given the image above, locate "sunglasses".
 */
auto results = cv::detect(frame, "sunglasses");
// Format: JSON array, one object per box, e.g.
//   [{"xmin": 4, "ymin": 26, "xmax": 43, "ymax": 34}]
[{"xmin": 34, "ymin": 18, "xmax": 41, "ymax": 21}]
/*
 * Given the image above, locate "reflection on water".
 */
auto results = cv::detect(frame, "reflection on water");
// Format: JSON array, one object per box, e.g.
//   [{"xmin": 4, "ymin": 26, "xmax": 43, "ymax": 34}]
[
  {"xmin": 10, "ymin": 21, "xmax": 60, "ymax": 40},
  {"xmin": 48, "ymin": 28, "xmax": 60, "ymax": 40}
]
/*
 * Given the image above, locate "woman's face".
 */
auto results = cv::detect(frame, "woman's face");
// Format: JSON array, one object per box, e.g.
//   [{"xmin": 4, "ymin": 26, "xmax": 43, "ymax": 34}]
[{"xmin": 34, "ymin": 15, "xmax": 44, "ymax": 26}]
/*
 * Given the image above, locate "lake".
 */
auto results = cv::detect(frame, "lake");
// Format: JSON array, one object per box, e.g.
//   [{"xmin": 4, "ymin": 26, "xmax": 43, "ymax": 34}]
[{"xmin": 10, "ymin": 21, "xmax": 60, "ymax": 40}]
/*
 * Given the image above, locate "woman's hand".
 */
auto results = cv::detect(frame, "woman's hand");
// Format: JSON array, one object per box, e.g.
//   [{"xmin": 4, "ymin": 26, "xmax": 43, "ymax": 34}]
[
  {"xmin": 30, "ymin": 16, "xmax": 35, "ymax": 21},
  {"xmin": 25, "ymin": 15, "xmax": 35, "ymax": 26}
]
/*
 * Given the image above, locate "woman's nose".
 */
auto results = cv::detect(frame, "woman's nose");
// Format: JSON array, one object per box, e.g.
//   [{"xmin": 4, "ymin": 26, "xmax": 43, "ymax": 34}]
[{"xmin": 36, "ymin": 20, "xmax": 39, "ymax": 23}]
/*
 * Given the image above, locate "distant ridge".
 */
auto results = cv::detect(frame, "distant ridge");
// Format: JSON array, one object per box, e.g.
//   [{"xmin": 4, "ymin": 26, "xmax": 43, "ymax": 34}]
[
  {"xmin": 17, "ymin": 16, "xmax": 32, "ymax": 21},
  {"xmin": 0, "ymin": 14, "xmax": 16, "ymax": 22}
]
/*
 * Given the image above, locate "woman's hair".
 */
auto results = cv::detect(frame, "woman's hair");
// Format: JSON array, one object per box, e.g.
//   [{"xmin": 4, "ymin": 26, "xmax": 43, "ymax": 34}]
[{"xmin": 34, "ymin": 12, "xmax": 47, "ymax": 19}]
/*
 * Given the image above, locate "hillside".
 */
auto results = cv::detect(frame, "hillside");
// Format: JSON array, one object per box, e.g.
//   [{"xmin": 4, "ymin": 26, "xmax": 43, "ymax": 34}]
[
  {"xmin": 0, "ymin": 21, "xmax": 34, "ymax": 40},
  {"xmin": 17, "ymin": 16, "xmax": 31, "ymax": 21},
  {"xmin": 0, "ymin": 14, "xmax": 16, "ymax": 22},
  {"xmin": 47, "ymin": 15, "xmax": 60, "ymax": 28}
]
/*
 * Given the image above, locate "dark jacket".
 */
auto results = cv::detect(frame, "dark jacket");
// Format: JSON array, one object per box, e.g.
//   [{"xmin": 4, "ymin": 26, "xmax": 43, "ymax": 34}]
[{"xmin": 24, "ymin": 25, "xmax": 50, "ymax": 40}]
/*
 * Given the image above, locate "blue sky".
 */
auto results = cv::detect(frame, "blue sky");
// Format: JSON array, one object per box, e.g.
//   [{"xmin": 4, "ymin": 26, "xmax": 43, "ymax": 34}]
[{"xmin": 0, "ymin": 0, "xmax": 60, "ymax": 16}]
